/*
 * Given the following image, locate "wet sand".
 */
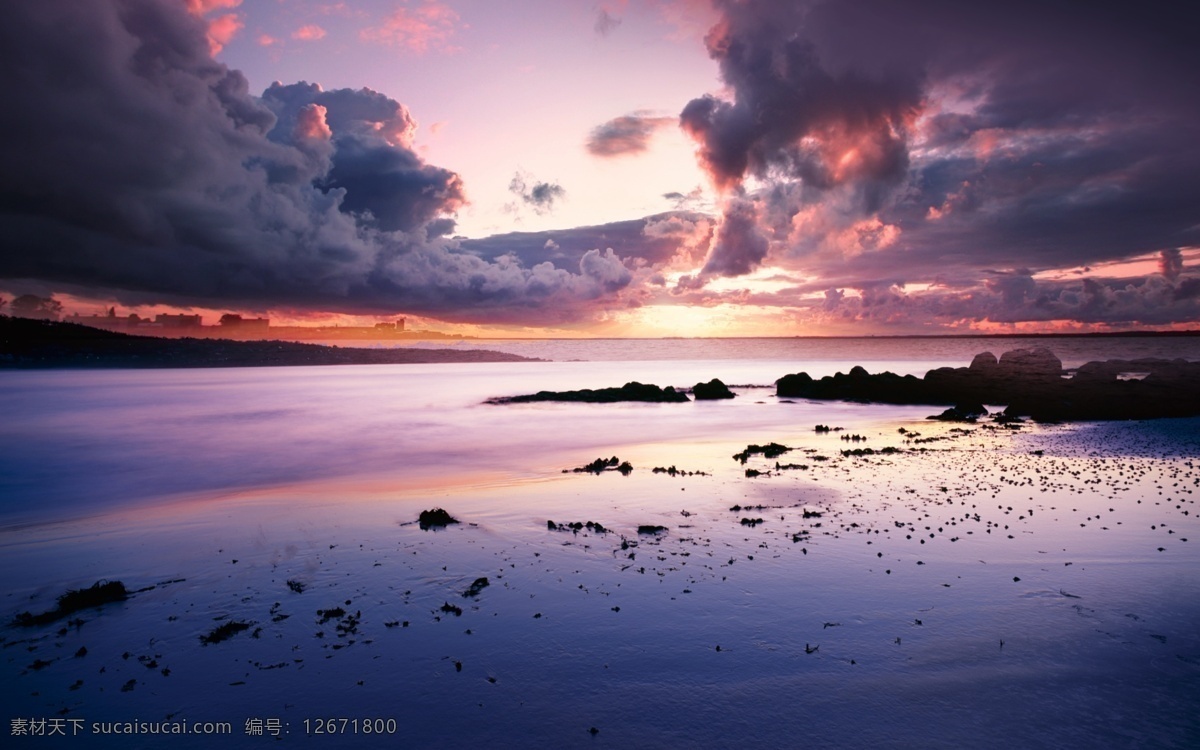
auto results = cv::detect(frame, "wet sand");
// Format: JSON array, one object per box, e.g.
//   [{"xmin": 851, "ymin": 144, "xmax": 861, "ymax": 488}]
[{"xmin": 3, "ymin": 410, "xmax": 1199, "ymax": 748}]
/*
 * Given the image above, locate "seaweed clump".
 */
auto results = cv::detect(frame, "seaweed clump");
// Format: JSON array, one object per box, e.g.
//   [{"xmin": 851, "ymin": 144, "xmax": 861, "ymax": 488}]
[
  {"xmin": 547, "ymin": 520, "xmax": 610, "ymax": 534},
  {"xmin": 732, "ymin": 443, "xmax": 792, "ymax": 463},
  {"xmin": 12, "ymin": 580, "xmax": 128, "ymax": 627},
  {"xmin": 418, "ymin": 508, "xmax": 459, "ymax": 530},
  {"xmin": 200, "ymin": 621, "xmax": 251, "ymax": 645},
  {"xmin": 566, "ymin": 457, "xmax": 634, "ymax": 475}
]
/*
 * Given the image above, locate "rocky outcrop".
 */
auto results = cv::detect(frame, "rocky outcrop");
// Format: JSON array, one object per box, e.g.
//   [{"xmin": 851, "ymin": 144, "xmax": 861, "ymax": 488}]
[
  {"xmin": 692, "ymin": 378, "xmax": 735, "ymax": 400},
  {"xmin": 488, "ymin": 381, "xmax": 690, "ymax": 404},
  {"xmin": 776, "ymin": 366, "xmax": 933, "ymax": 404},
  {"xmin": 776, "ymin": 347, "xmax": 1200, "ymax": 422}
]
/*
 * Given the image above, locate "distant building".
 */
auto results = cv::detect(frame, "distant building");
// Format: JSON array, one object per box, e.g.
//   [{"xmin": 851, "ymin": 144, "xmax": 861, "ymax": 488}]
[
  {"xmin": 219, "ymin": 314, "xmax": 270, "ymax": 330},
  {"xmin": 155, "ymin": 313, "xmax": 202, "ymax": 328},
  {"xmin": 373, "ymin": 318, "xmax": 406, "ymax": 332},
  {"xmin": 65, "ymin": 312, "xmax": 147, "ymax": 331}
]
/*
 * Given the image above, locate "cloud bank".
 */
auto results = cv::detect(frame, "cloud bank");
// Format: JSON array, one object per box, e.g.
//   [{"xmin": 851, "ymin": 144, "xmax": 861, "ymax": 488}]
[
  {"xmin": 669, "ymin": 0, "xmax": 1200, "ymax": 327},
  {"xmin": 1, "ymin": 0, "xmax": 1196, "ymax": 332},
  {"xmin": 0, "ymin": 0, "xmax": 636, "ymax": 325}
]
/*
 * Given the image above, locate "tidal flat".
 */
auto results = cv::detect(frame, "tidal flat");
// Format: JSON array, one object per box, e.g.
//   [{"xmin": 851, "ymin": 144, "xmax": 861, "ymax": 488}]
[{"xmin": 2, "ymin": 356, "xmax": 1199, "ymax": 748}]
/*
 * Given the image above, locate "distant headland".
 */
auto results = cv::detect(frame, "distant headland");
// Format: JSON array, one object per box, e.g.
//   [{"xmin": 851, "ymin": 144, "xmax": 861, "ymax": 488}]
[
  {"xmin": 0, "ymin": 317, "xmax": 535, "ymax": 369},
  {"xmin": 61, "ymin": 310, "xmax": 471, "ymax": 342}
]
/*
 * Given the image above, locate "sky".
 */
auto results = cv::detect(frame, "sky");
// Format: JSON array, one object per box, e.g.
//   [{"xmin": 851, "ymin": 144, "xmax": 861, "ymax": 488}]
[{"xmin": 1, "ymin": 0, "xmax": 1198, "ymax": 336}]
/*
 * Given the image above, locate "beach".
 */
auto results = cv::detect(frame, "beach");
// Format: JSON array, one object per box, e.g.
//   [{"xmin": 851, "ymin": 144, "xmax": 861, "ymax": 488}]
[{"xmin": 3, "ymin": 344, "xmax": 1199, "ymax": 748}]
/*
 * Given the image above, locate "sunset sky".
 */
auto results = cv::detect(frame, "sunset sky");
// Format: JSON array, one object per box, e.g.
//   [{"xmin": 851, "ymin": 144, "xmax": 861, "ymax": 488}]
[{"xmin": 2, "ymin": 0, "xmax": 1198, "ymax": 336}]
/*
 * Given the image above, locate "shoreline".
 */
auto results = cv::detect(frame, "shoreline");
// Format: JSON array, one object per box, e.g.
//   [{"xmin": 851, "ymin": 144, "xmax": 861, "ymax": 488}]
[
  {"xmin": 3, "ymin": 412, "xmax": 1197, "ymax": 747},
  {"xmin": 0, "ymin": 317, "xmax": 536, "ymax": 369}
]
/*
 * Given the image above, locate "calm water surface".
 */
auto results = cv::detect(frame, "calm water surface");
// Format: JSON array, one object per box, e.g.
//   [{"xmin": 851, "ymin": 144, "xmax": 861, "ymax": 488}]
[{"xmin": 2, "ymin": 336, "xmax": 1196, "ymax": 525}]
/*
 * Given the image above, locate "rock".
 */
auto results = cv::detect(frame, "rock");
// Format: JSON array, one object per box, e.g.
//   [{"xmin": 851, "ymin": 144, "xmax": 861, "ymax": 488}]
[
  {"xmin": 489, "ymin": 381, "xmax": 689, "ymax": 404},
  {"xmin": 928, "ymin": 403, "xmax": 988, "ymax": 422},
  {"xmin": 775, "ymin": 372, "xmax": 813, "ymax": 397},
  {"xmin": 998, "ymin": 347, "xmax": 1062, "ymax": 381},
  {"xmin": 462, "ymin": 578, "xmax": 490, "ymax": 598},
  {"xmin": 418, "ymin": 508, "xmax": 459, "ymax": 530},
  {"xmin": 692, "ymin": 378, "xmax": 735, "ymax": 400},
  {"xmin": 969, "ymin": 351, "xmax": 999, "ymax": 372},
  {"xmin": 776, "ymin": 368, "xmax": 931, "ymax": 403},
  {"xmin": 777, "ymin": 348, "xmax": 1200, "ymax": 422},
  {"xmin": 568, "ymin": 457, "xmax": 633, "ymax": 475}
]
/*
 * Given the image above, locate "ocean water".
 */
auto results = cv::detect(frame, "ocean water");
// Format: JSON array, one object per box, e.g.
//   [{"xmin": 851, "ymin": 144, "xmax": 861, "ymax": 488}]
[
  {"xmin": 2, "ymin": 336, "xmax": 1196, "ymax": 525},
  {"xmin": 2, "ymin": 337, "xmax": 1198, "ymax": 748},
  {"xmin": 317, "ymin": 334, "xmax": 1200, "ymax": 368}
]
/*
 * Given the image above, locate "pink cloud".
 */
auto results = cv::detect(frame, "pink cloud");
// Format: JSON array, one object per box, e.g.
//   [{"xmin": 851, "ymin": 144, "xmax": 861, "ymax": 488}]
[
  {"xmin": 361, "ymin": 1, "xmax": 461, "ymax": 54},
  {"xmin": 650, "ymin": 0, "xmax": 719, "ymax": 41},
  {"xmin": 184, "ymin": 0, "xmax": 241, "ymax": 14},
  {"xmin": 292, "ymin": 24, "xmax": 327, "ymax": 41},
  {"xmin": 183, "ymin": 0, "xmax": 244, "ymax": 54},
  {"xmin": 258, "ymin": 34, "xmax": 279, "ymax": 47},
  {"xmin": 206, "ymin": 13, "xmax": 243, "ymax": 54},
  {"xmin": 294, "ymin": 104, "xmax": 333, "ymax": 141}
]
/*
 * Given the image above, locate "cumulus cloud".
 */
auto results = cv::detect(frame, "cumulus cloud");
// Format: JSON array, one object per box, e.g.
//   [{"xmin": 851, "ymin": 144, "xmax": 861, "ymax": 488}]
[
  {"xmin": 0, "ymin": 0, "xmax": 636, "ymax": 325},
  {"xmin": 586, "ymin": 114, "xmax": 676, "ymax": 157},
  {"xmin": 261, "ymin": 81, "xmax": 466, "ymax": 233},
  {"xmin": 667, "ymin": 0, "xmax": 1200, "ymax": 329},
  {"xmin": 461, "ymin": 211, "xmax": 706, "ymax": 272},
  {"xmin": 701, "ymin": 199, "xmax": 769, "ymax": 277}
]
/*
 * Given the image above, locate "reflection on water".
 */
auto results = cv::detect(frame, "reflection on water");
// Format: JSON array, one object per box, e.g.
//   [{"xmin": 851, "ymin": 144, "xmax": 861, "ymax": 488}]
[
  {"xmin": 2, "ymin": 335, "xmax": 1197, "ymax": 525},
  {"xmin": 0, "ymin": 360, "xmax": 931, "ymax": 524},
  {"xmin": 2, "ymin": 339, "xmax": 1198, "ymax": 748},
  {"xmin": 319, "ymin": 334, "xmax": 1200, "ymax": 368}
]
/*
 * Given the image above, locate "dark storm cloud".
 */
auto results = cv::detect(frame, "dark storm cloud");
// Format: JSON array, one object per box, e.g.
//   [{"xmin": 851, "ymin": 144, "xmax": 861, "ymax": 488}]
[
  {"xmin": 0, "ymin": 0, "xmax": 633, "ymax": 324},
  {"xmin": 680, "ymin": 0, "xmax": 918, "ymax": 194},
  {"xmin": 508, "ymin": 173, "xmax": 566, "ymax": 215},
  {"xmin": 681, "ymin": 0, "xmax": 1200, "ymax": 310},
  {"xmin": 586, "ymin": 114, "xmax": 675, "ymax": 157},
  {"xmin": 1159, "ymin": 250, "xmax": 1184, "ymax": 282},
  {"xmin": 700, "ymin": 199, "xmax": 768, "ymax": 278},
  {"xmin": 260, "ymin": 82, "xmax": 465, "ymax": 233}
]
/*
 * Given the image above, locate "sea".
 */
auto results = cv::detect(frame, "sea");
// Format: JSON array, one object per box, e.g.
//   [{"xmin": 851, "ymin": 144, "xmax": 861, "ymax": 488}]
[
  {"xmin": 2, "ymin": 336, "xmax": 1198, "ymax": 748},
  {"xmin": 2, "ymin": 335, "xmax": 1198, "ymax": 525}
]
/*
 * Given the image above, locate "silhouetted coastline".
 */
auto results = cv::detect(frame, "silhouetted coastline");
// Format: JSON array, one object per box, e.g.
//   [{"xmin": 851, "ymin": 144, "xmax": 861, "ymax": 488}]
[{"xmin": 0, "ymin": 317, "xmax": 535, "ymax": 368}]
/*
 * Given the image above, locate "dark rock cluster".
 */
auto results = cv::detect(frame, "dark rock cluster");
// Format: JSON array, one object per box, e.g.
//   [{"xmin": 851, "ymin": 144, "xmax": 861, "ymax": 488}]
[
  {"xmin": 692, "ymin": 378, "xmax": 735, "ymax": 400},
  {"xmin": 776, "ymin": 347, "xmax": 1200, "ymax": 421},
  {"xmin": 488, "ymin": 381, "xmax": 689, "ymax": 404}
]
